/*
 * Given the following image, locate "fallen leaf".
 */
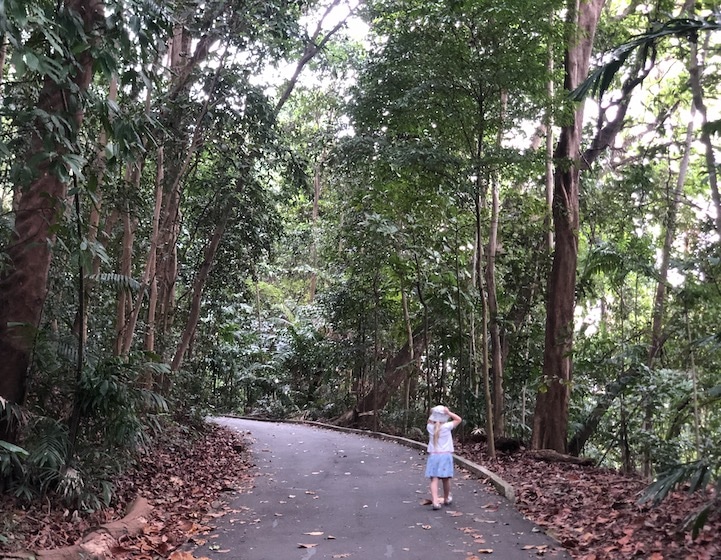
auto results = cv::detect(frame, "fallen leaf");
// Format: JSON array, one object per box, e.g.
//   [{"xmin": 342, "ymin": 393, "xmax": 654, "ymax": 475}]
[
  {"xmin": 298, "ymin": 543, "xmax": 318, "ymax": 548},
  {"xmin": 422, "ymin": 524, "xmax": 432, "ymax": 530},
  {"xmin": 522, "ymin": 544, "xmax": 549, "ymax": 551},
  {"xmin": 304, "ymin": 531, "xmax": 324, "ymax": 536},
  {"xmin": 478, "ymin": 548, "xmax": 494, "ymax": 554}
]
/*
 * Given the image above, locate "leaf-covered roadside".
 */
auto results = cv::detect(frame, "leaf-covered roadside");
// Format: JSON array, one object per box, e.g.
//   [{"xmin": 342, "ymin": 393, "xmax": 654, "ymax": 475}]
[
  {"xmin": 2, "ymin": 424, "xmax": 719, "ymax": 560},
  {"xmin": 456, "ymin": 442, "xmax": 720, "ymax": 560},
  {"xmin": 0, "ymin": 423, "xmax": 254, "ymax": 558}
]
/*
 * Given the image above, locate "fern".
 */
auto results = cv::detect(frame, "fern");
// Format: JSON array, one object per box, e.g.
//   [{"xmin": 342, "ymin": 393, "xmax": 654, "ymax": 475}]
[{"xmin": 86, "ymin": 272, "xmax": 142, "ymax": 292}]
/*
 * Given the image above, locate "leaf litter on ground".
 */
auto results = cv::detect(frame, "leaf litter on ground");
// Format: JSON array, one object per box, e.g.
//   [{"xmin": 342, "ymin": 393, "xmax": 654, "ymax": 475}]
[
  {"xmin": 1, "ymin": 424, "xmax": 719, "ymax": 560},
  {"xmin": 455, "ymin": 441, "xmax": 720, "ymax": 560}
]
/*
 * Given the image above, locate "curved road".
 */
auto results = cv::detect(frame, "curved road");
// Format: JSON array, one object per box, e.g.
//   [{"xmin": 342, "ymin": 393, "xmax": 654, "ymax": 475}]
[{"xmin": 189, "ymin": 418, "xmax": 570, "ymax": 560}]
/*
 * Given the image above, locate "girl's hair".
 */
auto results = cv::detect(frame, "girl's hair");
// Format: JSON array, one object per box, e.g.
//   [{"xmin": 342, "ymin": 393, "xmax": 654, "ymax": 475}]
[{"xmin": 432, "ymin": 421, "xmax": 441, "ymax": 447}]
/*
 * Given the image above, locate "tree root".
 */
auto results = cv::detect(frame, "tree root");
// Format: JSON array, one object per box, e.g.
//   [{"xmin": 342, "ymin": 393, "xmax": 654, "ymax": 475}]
[
  {"xmin": 529, "ymin": 449, "xmax": 595, "ymax": 466},
  {"xmin": 8, "ymin": 496, "xmax": 153, "ymax": 560}
]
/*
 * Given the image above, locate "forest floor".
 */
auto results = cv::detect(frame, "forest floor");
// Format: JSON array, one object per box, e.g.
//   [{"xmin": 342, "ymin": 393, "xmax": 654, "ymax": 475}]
[
  {"xmin": 0, "ymin": 422, "xmax": 718, "ymax": 560},
  {"xmin": 454, "ymin": 440, "xmax": 719, "ymax": 560}
]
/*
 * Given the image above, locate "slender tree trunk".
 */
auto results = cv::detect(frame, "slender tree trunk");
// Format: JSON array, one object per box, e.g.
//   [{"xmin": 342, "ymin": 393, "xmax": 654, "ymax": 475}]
[
  {"xmin": 532, "ymin": 0, "xmax": 605, "ymax": 453},
  {"xmin": 144, "ymin": 150, "xmax": 164, "ymax": 355},
  {"xmin": 0, "ymin": 41, "xmax": 6, "ymax": 87},
  {"xmin": 153, "ymin": 28, "xmax": 216, "ymax": 356},
  {"xmin": 684, "ymin": 1, "xmax": 720, "ymax": 234},
  {"xmin": 119, "ymin": 158, "xmax": 161, "ymax": 356},
  {"xmin": 545, "ymin": 17, "xmax": 555, "ymax": 252},
  {"xmin": 171, "ymin": 207, "xmax": 231, "ymax": 372},
  {"xmin": 476, "ymin": 192, "xmax": 495, "ymax": 458},
  {"xmin": 308, "ymin": 156, "xmax": 323, "ymax": 302},
  {"xmin": 643, "ymin": 113, "xmax": 693, "ymax": 477},
  {"xmin": 0, "ymin": 0, "xmax": 105, "ymax": 442},
  {"xmin": 400, "ymin": 284, "xmax": 414, "ymax": 433},
  {"xmin": 115, "ymin": 199, "xmax": 137, "ymax": 356},
  {"xmin": 488, "ymin": 90, "xmax": 506, "ymax": 438},
  {"xmin": 487, "ymin": 181, "xmax": 503, "ymax": 438}
]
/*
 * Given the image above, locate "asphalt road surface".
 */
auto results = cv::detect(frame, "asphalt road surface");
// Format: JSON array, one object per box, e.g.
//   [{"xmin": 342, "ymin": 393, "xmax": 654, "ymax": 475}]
[{"xmin": 189, "ymin": 417, "xmax": 571, "ymax": 560}]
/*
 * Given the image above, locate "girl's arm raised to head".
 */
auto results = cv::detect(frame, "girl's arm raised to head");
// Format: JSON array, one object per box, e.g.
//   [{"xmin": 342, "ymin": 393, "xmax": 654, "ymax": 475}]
[{"xmin": 444, "ymin": 408, "xmax": 462, "ymax": 427}]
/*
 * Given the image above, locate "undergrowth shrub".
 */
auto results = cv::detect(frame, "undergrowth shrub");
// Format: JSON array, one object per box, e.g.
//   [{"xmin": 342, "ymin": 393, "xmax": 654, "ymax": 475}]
[{"xmin": 2, "ymin": 354, "xmax": 169, "ymax": 512}]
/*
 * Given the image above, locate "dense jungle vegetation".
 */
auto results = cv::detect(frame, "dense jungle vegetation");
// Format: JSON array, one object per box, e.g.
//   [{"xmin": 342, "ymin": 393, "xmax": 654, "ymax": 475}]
[{"xmin": 0, "ymin": 0, "xmax": 720, "ymax": 544}]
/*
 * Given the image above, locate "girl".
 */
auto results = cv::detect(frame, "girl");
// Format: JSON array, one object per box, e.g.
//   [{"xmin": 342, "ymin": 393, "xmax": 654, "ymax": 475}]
[{"xmin": 425, "ymin": 405, "xmax": 462, "ymax": 509}]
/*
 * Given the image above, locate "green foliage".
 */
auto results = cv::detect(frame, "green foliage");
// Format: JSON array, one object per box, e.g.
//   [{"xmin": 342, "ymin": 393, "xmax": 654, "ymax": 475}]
[
  {"xmin": 0, "ymin": 440, "xmax": 29, "ymax": 480},
  {"xmin": 573, "ymin": 16, "xmax": 721, "ymax": 101},
  {"xmin": 77, "ymin": 356, "xmax": 169, "ymax": 448},
  {"xmin": 639, "ymin": 457, "xmax": 720, "ymax": 538}
]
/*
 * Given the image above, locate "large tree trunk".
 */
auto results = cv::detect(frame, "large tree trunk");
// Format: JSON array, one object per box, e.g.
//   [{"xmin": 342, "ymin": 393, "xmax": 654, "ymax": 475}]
[
  {"xmin": 541, "ymin": 40, "xmax": 652, "ymax": 455},
  {"xmin": 531, "ymin": 0, "xmax": 605, "ymax": 453},
  {"xmin": 0, "ymin": 0, "xmax": 105, "ymax": 443}
]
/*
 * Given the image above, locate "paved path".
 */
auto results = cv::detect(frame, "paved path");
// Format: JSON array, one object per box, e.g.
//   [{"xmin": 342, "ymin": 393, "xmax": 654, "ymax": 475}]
[{"xmin": 189, "ymin": 418, "xmax": 571, "ymax": 560}]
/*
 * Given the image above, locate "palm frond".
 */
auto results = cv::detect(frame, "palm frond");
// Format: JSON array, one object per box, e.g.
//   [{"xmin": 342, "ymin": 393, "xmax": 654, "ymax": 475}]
[
  {"xmin": 572, "ymin": 17, "xmax": 721, "ymax": 101},
  {"xmin": 638, "ymin": 460, "xmax": 711, "ymax": 506}
]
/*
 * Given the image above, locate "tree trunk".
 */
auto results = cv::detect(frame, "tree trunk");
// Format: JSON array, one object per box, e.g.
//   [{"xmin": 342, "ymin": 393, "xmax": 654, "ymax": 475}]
[
  {"xmin": 543, "ymin": 35, "xmax": 652, "ymax": 454},
  {"xmin": 488, "ymin": 90, "xmax": 506, "ymax": 438},
  {"xmin": 308, "ymin": 157, "xmax": 323, "ymax": 302},
  {"xmin": 335, "ymin": 331, "xmax": 428, "ymax": 427},
  {"xmin": 545, "ymin": 22, "xmax": 555, "ymax": 252},
  {"xmin": 684, "ymin": 2, "xmax": 720, "ymax": 234},
  {"xmin": 118, "ymin": 160, "xmax": 158, "ymax": 357},
  {"xmin": 400, "ymin": 284, "xmax": 415, "ymax": 433},
  {"xmin": 568, "ymin": 369, "xmax": 635, "ymax": 455},
  {"xmin": 171, "ymin": 207, "xmax": 231, "ymax": 373},
  {"xmin": 642, "ymin": 109, "xmax": 692, "ymax": 477},
  {"xmin": 0, "ymin": 0, "xmax": 105, "ymax": 442},
  {"xmin": 531, "ymin": 0, "xmax": 605, "ymax": 453},
  {"xmin": 115, "ymin": 197, "xmax": 137, "ymax": 356}
]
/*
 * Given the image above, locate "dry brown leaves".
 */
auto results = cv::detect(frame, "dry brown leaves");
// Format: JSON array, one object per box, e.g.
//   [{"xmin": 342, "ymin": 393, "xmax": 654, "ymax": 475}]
[
  {"xmin": 3, "ymin": 425, "xmax": 718, "ymax": 560},
  {"xmin": 0, "ymin": 423, "xmax": 254, "ymax": 559},
  {"xmin": 456, "ymin": 442, "xmax": 721, "ymax": 560}
]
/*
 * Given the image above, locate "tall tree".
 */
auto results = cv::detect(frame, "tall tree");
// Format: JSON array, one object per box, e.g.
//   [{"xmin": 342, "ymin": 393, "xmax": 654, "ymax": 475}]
[
  {"xmin": 531, "ymin": 0, "xmax": 605, "ymax": 452},
  {"xmin": 0, "ymin": 0, "xmax": 105, "ymax": 442}
]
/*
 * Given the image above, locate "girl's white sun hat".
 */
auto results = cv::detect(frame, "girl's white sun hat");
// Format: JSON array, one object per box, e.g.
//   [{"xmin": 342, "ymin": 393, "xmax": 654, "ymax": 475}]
[{"xmin": 429, "ymin": 405, "xmax": 450, "ymax": 423}]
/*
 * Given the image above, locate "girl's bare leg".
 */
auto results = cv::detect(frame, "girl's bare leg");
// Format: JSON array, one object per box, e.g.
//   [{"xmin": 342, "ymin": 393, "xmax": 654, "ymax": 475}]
[
  {"xmin": 442, "ymin": 478, "xmax": 452, "ymax": 503},
  {"xmin": 430, "ymin": 477, "xmax": 440, "ymax": 506}
]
